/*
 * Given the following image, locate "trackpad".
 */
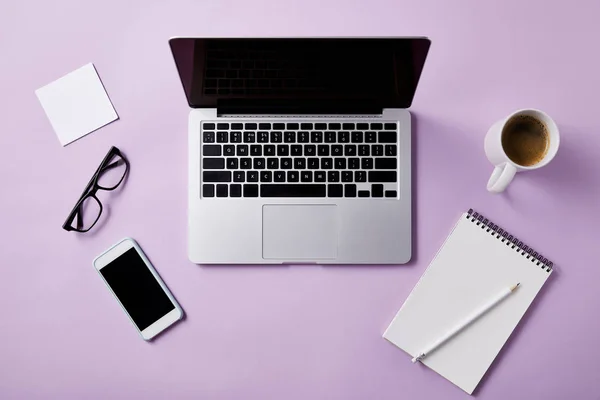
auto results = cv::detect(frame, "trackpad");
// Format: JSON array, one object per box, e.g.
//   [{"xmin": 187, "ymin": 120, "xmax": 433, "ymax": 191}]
[{"xmin": 263, "ymin": 205, "xmax": 338, "ymax": 260}]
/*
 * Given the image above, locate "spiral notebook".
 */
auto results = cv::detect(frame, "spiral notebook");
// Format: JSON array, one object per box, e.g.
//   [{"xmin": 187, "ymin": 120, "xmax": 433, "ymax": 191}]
[{"xmin": 383, "ymin": 209, "xmax": 553, "ymax": 394}]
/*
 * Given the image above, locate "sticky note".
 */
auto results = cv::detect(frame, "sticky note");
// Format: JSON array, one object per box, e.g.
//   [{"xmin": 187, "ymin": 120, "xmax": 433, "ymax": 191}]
[{"xmin": 35, "ymin": 63, "xmax": 118, "ymax": 146}]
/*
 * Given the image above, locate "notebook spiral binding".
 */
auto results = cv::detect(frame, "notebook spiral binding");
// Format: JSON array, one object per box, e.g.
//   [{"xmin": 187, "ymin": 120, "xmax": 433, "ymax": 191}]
[{"xmin": 467, "ymin": 209, "xmax": 553, "ymax": 273}]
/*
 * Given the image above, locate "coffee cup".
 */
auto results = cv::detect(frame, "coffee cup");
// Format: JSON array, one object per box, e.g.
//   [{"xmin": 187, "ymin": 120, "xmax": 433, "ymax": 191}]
[{"xmin": 484, "ymin": 109, "xmax": 559, "ymax": 193}]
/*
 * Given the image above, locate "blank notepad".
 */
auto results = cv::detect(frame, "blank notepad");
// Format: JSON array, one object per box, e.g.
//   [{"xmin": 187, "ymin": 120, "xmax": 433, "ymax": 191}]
[{"xmin": 383, "ymin": 210, "xmax": 553, "ymax": 394}]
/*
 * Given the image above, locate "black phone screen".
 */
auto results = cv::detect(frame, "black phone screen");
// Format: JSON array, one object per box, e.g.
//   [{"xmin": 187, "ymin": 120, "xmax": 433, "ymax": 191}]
[{"xmin": 100, "ymin": 248, "xmax": 175, "ymax": 331}]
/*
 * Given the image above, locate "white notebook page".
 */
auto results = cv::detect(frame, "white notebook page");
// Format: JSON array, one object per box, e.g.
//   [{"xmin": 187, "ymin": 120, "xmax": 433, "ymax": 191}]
[{"xmin": 383, "ymin": 212, "xmax": 551, "ymax": 394}]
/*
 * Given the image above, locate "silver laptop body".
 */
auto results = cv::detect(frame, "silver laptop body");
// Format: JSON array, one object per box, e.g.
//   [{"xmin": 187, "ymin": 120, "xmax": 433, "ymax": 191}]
[{"xmin": 170, "ymin": 38, "xmax": 430, "ymax": 264}]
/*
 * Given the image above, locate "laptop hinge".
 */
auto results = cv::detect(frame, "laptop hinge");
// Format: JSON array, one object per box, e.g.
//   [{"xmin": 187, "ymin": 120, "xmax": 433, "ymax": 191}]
[{"xmin": 217, "ymin": 99, "xmax": 383, "ymax": 116}]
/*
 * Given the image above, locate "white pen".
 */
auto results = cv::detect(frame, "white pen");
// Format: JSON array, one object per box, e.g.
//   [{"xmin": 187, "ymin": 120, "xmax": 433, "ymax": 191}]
[{"xmin": 412, "ymin": 283, "xmax": 520, "ymax": 363}]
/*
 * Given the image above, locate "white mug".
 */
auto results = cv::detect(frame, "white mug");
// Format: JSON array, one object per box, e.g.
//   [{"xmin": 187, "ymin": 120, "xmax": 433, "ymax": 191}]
[{"xmin": 484, "ymin": 109, "xmax": 559, "ymax": 193}]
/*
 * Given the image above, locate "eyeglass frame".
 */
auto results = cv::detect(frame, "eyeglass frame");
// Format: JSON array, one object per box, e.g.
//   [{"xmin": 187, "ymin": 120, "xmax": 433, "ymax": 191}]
[{"xmin": 62, "ymin": 146, "xmax": 130, "ymax": 233}]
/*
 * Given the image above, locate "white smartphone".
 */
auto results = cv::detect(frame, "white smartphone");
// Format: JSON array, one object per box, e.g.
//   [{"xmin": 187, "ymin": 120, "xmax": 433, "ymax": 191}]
[{"xmin": 93, "ymin": 238, "xmax": 183, "ymax": 341}]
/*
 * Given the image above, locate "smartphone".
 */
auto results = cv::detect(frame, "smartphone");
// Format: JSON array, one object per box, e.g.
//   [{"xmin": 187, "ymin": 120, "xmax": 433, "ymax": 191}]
[{"xmin": 93, "ymin": 238, "xmax": 183, "ymax": 340}]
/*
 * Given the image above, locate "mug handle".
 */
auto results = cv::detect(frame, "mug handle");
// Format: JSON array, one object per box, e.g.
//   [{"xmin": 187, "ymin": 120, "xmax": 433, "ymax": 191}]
[{"xmin": 487, "ymin": 163, "xmax": 517, "ymax": 193}]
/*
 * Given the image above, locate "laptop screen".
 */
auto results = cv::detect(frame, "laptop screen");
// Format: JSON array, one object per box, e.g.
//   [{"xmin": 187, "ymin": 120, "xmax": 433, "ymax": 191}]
[{"xmin": 169, "ymin": 38, "xmax": 430, "ymax": 111}]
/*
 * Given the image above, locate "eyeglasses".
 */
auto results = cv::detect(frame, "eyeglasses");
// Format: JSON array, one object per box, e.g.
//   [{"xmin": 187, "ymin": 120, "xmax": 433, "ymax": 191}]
[{"xmin": 63, "ymin": 146, "xmax": 130, "ymax": 232}]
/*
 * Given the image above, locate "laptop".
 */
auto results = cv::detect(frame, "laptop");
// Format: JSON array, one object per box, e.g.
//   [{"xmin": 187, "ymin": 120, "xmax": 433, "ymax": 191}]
[{"xmin": 169, "ymin": 38, "xmax": 430, "ymax": 264}]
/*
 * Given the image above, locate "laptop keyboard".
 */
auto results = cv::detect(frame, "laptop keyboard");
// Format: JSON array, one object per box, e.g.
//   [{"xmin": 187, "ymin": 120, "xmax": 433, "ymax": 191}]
[{"xmin": 201, "ymin": 121, "xmax": 399, "ymax": 198}]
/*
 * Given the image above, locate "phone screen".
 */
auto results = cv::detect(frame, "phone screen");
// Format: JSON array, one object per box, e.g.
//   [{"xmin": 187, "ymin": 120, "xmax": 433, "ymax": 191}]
[{"xmin": 100, "ymin": 248, "xmax": 175, "ymax": 331}]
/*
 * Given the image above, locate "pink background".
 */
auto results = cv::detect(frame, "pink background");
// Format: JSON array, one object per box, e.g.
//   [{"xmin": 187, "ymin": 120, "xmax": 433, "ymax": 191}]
[{"xmin": 1, "ymin": 0, "xmax": 600, "ymax": 398}]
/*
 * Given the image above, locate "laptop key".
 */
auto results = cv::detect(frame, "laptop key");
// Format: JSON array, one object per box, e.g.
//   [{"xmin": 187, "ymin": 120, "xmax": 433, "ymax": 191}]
[
  {"xmin": 321, "ymin": 158, "xmax": 333, "ymax": 169},
  {"xmin": 348, "ymin": 158, "xmax": 360, "ymax": 169},
  {"xmin": 365, "ymin": 131, "xmax": 377, "ymax": 143},
  {"xmin": 361, "ymin": 158, "xmax": 373, "ymax": 169},
  {"xmin": 328, "ymin": 184, "xmax": 343, "ymax": 197},
  {"xmin": 287, "ymin": 171, "xmax": 299, "ymax": 182},
  {"xmin": 358, "ymin": 190, "xmax": 370, "ymax": 197},
  {"xmin": 369, "ymin": 171, "xmax": 397, "ymax": 182},
  {"xmin": 286, "ymin": 123, "xmax": 299, "ymax": 130},
  {"xmin": 203, "ymin": 158, "xmax": 224, "ymax": 169},
  {"xmin": 342, "ymin": 171, "xmax": 353, "ymax": 182},
  {"xmin": 329, "ymin": 123, "xmax": 341, "ymax": 130},
  {"xmin": 258, "ymin": 131, "xmax": 269, "ymax": 143},
  {"xmin": 261, "ymin": 184, "xmax": 326, "ymax": 197},
  {"xmin": 338, "ymin": 131, "xmax": 350, "ymax": 143},
  {"xmin": 217, "ymin": 123, "xmax": 229, "ymax": 130},
  {"xmin": 298, "ymin": 131, "xmax": 310, "ymax": 143},
  {"xmin": 375, "ymin": 158, "xmax": 396, "ymax": 169},
  {"xmin": 385, "ymin": 190, "xmax": 397, "ymax": 198},
  {"xmin": 315, "ymin": 123, "xmax": 327, "ymax": 130},
  {"xmin": 271, "ymin": 131, "xmax": 283, "ymax": 143},
  {"xmin": 223, "ymin": 145, "xmax": 235, "ymax": 156},
  {"xmin": 371, "ymin": 123, "xmax": 383, "ymax": 130},
  {"xmin": 344, "ymin": 145, "xmax": 357, "ymax": 156},
  {"xmin": 202, "ymin": 184, "xmax": 215, "ymax": 197},
  {"xmin": 372, "ymin": 145, "xmax": 383, "ymax": 156},
  {"xmin": 294, "ymin": 158, "xmax": 306, "ymax": 169},
  {"xmin": 328, "ymin": 171, "xmax": 340, "ymax": 182},
  {"xmin": 301, "ymin": 123, "xmax": 313, "ymax": 130},
  {"xmin": 317, "ymin": 145, "xmax": 329, "ymax": 156},
  {"xmin": 355, "ymin": 171, "xmax": 367, "ymax": 182},
  {"xmin": 250, "ymin": 145, "xmax": 262, "ymax": 156},
  {"xmin": 244, "ymin": 132, "xmax": 256, "ymax": 143},
  {"xmin": 230, "ymin": 131, "xmax": 242, "ymax": 143},
  {"xmin": 324, "ymin": 131, "xmax": 336, "ymax": 143},
  {"xmin": 291, "ymin": 145, "xmax": 303, "ymax": 156},
  {"xmin": 233, "ymin": 171, "xmax": 245, "ymax": 182},
  {"xmin": 203, "ymin": 145, "xmax": 221, "ymax": 156},
  {"xmin": 203, "ymin": 131, "xmax": 215, "ymax": 143},
  {"xmin": 216, "ymin": 184, "xmax": 228, "ymax": 197},
  {"xmin": 305, "ymin": 145, "xmax": 316, "ymax": 156},
  {"xmin": 274, "ymin": 171, "xmax": 286, "ymax": 182},
  {"xmin": 358, "ymin": 145, "xmax": 370, "ymax": 156},
  {"xmin": 385, "ymin": 145, "xmax": 397, "ymax": 156},
  {"xmin": 264, "ymin": 145, "xmax": 275, "ymax": 156},
  {"xmin": 247, "ymin": 171, "xmax": 259, "ymax": 182},
  {"xmin": 227, "ymin": 158, "xmax": 238, "ymax": 169},
  {"xmin": 259, "ymin": 123, "xmax": 271, "ymax": 130},
  {"xmin": 311, "ymin": 131, "xmax": 323, "ymax": 143},
  {"xmin": 342, "ymin": 123, "xmax": 355, "ymax": 130},
  {"xmin": 230, "ymin": 184, "xmax": 242, "ymax": 197},
  {"xmin": 236, "ymin": 145, "xmax": 248, "ymax": 156},
  {"xmin": 372, "ymin": 184, "xmax": 384, "ymax": 197},
  {"xmin": 277, "ymin": 145, "xmax": 289, "ymax": 156},
  {"xmin": 261, "ymin": 171, "xmax": 272, "ymax": 182},
  {"xmin": 335, "ymin": 158, "xmax": 346, "ymax": 169},
  {"xmin": 273, "ymin": 123, "xmax": 285, "ymax": 130},
  {"xmin": 240, "ymin": 158, "xmax": 251, "ymax": 169},
  {"xmin": 315, "ymin": 171, "xmax": 326, "ymax": 182},
  {"xmin": 245, "ymin": 123, "xmax": 257, "ymax": 130},
  {"xmin": 254, "ymin": 158, "xmax": 265, "ymax": 169},
  {"xmin": 351, "ymin": 131, "xmax": 363, "ymax": 143},
  {"xmin": 231, "ymin": 123, "xmax": 243, "ymax": 130},
  {"xmin": 384, "ymin": 123, "xmax": 397, "ymax": 130},
  {"xmin": 216, "ymin": 131, "xmax": 228, "ymax": 143},
  {"xmin": 307, "ymin": 158, "xmax": 319, "ymax": 169},
  {"xmin": 331, "ymin": 145, "xmax": 343, "ymax": 156},
  {"xmin": 345, "ymin": 184, "xmax": 357, "ymax": 197},
  {"xmin": 203, "ymin": 123, "xmax": 216, "ymax": 130},
  {"xmin": 378, "ymin": 131, "xmax": 397, "ymax": 143},
  {"xmin": 284, "ymin": 131, "xmax": 296, "ymax": 143},
  {"xmin": 281, "ymin": 158, "xmax": 293, "ymax": 169},
  {"xmin": 243, "ymin": 184, "xmax": 259, "ymax": 197},
  {"xmin": 301, "ymin": 171, "xmax": 312, "ymax": 182},
  {"xmin": 357, "ymin": 123, "xmax": 369, "ymax": 130},
  {"xmin": 267, "ymin": 158, "xmax": 279, "ymax": 169}
]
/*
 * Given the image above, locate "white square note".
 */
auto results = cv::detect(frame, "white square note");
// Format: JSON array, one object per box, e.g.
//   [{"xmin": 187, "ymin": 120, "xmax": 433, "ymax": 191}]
[{"xmin": 35, "ymin": 63, "xmax": 118, "ymax": 146}]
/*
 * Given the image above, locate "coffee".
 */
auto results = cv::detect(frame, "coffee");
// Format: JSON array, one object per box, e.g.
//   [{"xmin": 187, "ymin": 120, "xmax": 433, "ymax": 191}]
[{"xmin": 501, "ymin": 115, "xmax": 549, "ymax": 166}]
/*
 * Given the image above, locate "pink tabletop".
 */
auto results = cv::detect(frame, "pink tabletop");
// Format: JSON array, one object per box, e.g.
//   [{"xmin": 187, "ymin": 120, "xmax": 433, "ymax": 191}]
[{"xmin": 2, "ymin": 0, "xmax": 599, "ymax": 398}]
